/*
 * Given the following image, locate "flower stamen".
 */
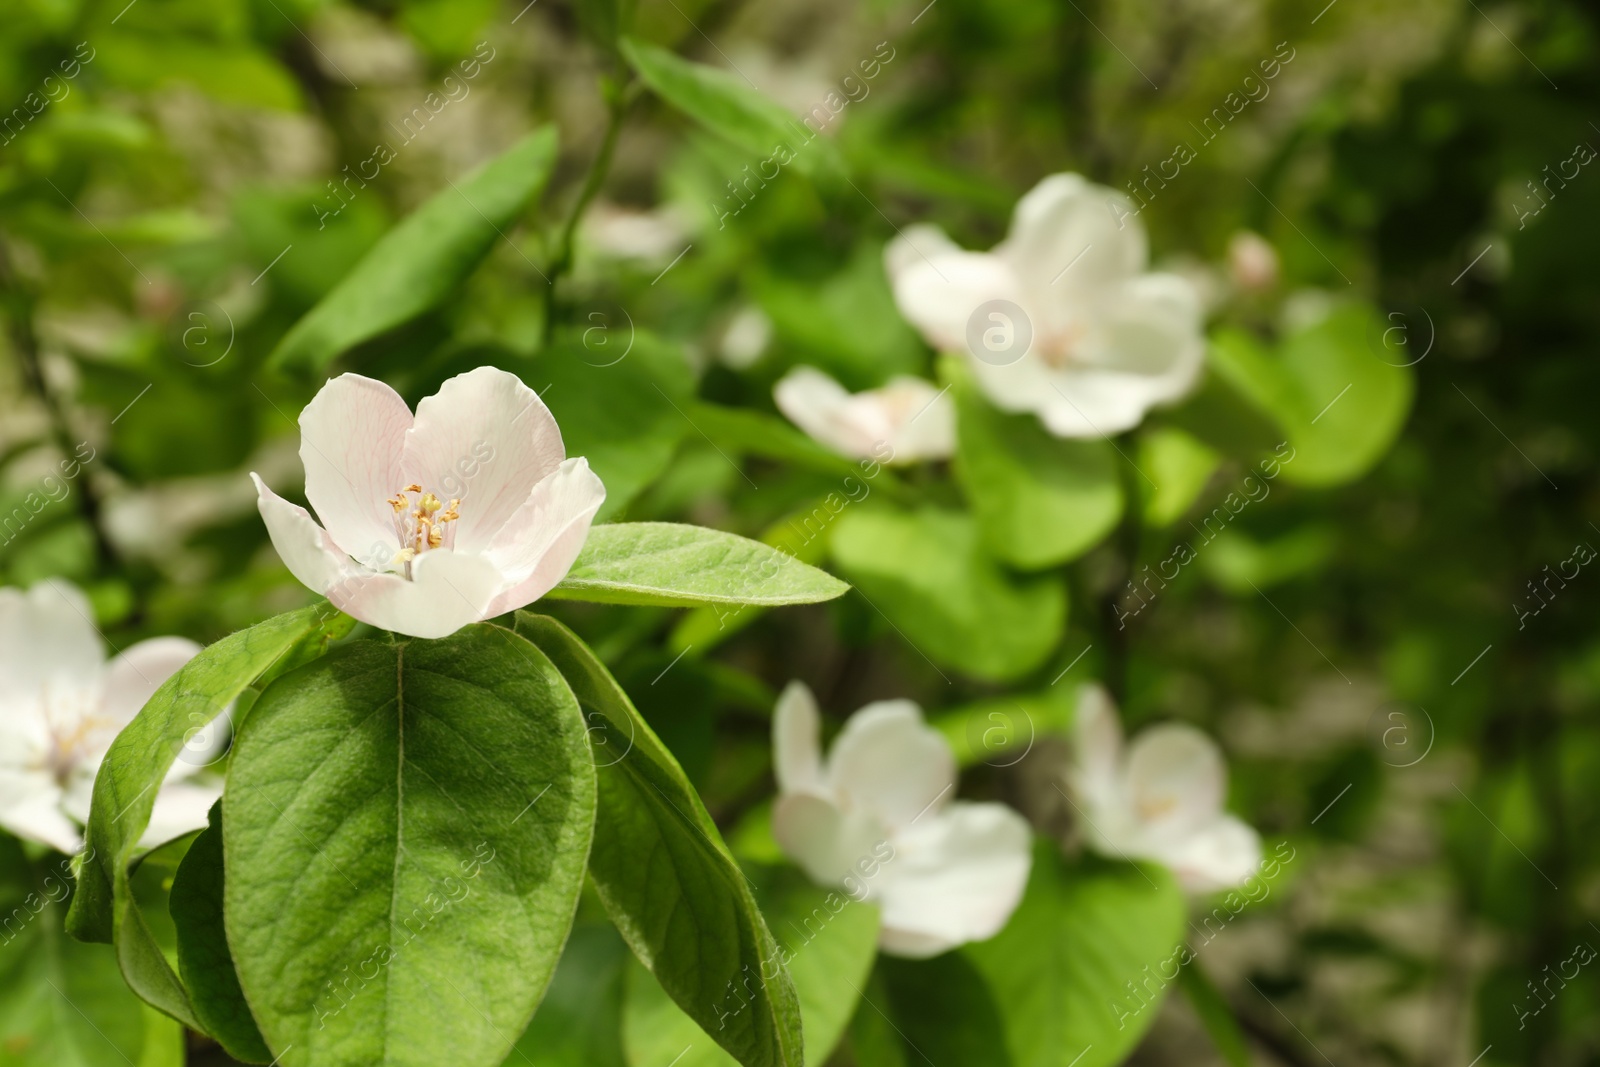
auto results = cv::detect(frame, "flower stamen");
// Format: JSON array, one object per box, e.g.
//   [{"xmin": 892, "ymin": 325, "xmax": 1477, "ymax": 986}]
[{"xmin": 384, "ymin": 486, "xmax": 464, "ymax": 577}]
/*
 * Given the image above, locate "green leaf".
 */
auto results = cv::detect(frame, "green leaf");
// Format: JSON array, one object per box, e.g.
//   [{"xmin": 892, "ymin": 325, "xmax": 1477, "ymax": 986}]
[
  {"xmin": 67, "ymin": 604, "xmax": 334, "ymax": 1033},
  {"xmin": 512, "ymin": 614, "xmax": 805, "ymax": 1067},
  {"xmin": 622, "ymin": 865, "xmax": 880, "ymax": 1067},
  {"xmin": 1137, "ymin": 426, "xmax": 1219, "ymax": 528},
  {"xmin": 1207, "ymin": 305, "xmax": 1412, "ymax": 487},
  {"xmin": 170, "ymin": 803, "xmax": 271, "ymax": 1064},
  {"xmin": 620, "ymin": 38, "xmax": 842, "ymax": 182},
  {"xmin": 963, "ymin": 846, "xmax": 1187, "ymax": 1067},
  {"xmin": 667, "ymin": 504, "xmax": 837, "ymax": 656},
  {"xmin": 951, "ymin": 367, "xmax": 1123, "ymax": 569},
  {"xmin": 530, "ymin": 333, "xmax": 696, "ymax": 522},
  {"xmin": 829, "ymin": 507, "xmax": 1066, "ymax": 682},
  {"xmin": 511, "ymin": 919, "xmax": 631, "ymax": 1067},
  {"xmin": 548, "ymin": 522, "xmax": 850, "ymax": 608},
  {"xmin": 1273, "ymin": 304, "xmax": 1413, "ymax": 486},
  {"xmin": 1179, "ymin": 963, "xmax": 1251, "ymax": 1067},
  {"xmin": 1197, "ymin": 526, "xmax": 1337, "ymax": 592},
  {"xmin": 223, "ymin": 626, "xmax": 596, "ymax": 1067},
  {"xmin": 268, "ymin": 126, "xmax": 558, "ymax": 373},
  {"xmin": 97, "ymin": 38, "xmax": 302, "ymax": 111}
]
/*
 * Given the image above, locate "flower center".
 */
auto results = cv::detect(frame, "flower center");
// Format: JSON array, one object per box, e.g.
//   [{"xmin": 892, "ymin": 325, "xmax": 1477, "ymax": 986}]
[
  {"xmin": 1135, "ymin": 793, "xmax": 1179, "ymax": 822},
  {"xmin": 40, "ymin": 680, "xmax": 109, "ymax": 782},
  {"xmin": 385, "ymin": 484, "xmax": 461, "ymax": 577},
  {"xmin": 1037, "ymin": 319, "xmax": 1090, "ymax": 369}
]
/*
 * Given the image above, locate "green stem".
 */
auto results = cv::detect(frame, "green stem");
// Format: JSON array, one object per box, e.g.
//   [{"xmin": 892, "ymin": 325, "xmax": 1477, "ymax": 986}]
[
  {"xmin": 543, "ymin": 77, "xmax": 639, "ymax": 337},
  {"xmin": 0, "ymin": 249, "xmax": 118, "ymax": 571},
  {"xmin": 1100, "ymin": 433, "xmax": 1145, "ymax": 705}
]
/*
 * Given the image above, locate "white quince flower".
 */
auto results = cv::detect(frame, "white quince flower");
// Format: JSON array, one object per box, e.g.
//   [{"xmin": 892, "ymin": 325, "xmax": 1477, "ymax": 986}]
[
  {"xmin": 252, "ymin": 367, "xmax": 606, "ymax": 640},
  {"xmin": 773, "ymin": 367, "xmax": 954, "ymax": 464},
  {"xmin": 1065, "ymin": 685, "xmax": 1260, "ymax": 892},
  {"xmin": 0, "ymin": 580, "xmax": 223, "ymax": 854},
  {"xmin": 885, "ymin": 173, "xmax": 1205, "ymax": 438},
  {"xmin": 771, "ymin": 681, "xmax": 1032, "ymax": 958}
]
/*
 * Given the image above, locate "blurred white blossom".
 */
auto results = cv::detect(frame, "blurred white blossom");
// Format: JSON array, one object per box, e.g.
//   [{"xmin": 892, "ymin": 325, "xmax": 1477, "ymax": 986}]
[
  {"xmin": 0, "ymin": 580, "xmax": 222, "ymax": 854},
  {"xmin": 1065, "ymin": 685, "xmax": 1261, "ymax": 892},
  {"xmin": 773, "ymin": 367, "xmax": 953, "ymax": 463},
  {"xmin": 772, "ymin": 681, "xmax": 1032, "ymax": 958},
  {"xmin": 886, "ymin": 173, "xmax": 1205, "ymax": 438}
]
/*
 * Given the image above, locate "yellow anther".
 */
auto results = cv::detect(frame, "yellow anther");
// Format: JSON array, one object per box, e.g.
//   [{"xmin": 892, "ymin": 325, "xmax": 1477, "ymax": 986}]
[
  {"xmin": 405, "ymin": 483, "xmax": 422, "ymax": 493},
  {"xmin": 419, "ymin": 492, "xmax": 443, "ymax": 514},
  {"xmin": 388, "ymin": 494, "xmax": 409, "ymax": 513},
  {"xmin": 427, "ymin": 525, "xmax": 443, "ymax": 549},
  {"xmin": 391, "ymin": 547, "xmax": 416, "ymax": 565}
]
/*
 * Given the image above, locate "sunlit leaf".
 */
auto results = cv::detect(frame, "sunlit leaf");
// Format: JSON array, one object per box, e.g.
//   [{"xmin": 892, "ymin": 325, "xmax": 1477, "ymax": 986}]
[
  {"xmin": 268, "ymin": 126, "xmax": 558, "ymax": 373},
  {"xmin": 224, "ymin": 626, "xmax": 596, "ymax": 1067}
]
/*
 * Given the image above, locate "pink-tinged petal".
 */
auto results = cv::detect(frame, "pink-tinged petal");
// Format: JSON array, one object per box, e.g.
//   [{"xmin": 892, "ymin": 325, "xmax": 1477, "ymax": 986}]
[
  {"xmin": 299, "ymin": 373, "xmax": 413, "ymax": 557},
  {"xmin": 774, "ymin": 369, "xmax": 952, "ymax": 463},
  {"xmin": 0, "ymin": 765, "xmax": 78, "ymax": 853},
  {"xmin": 253, "ymin": 473, "xmax": 352, "ymax": 595},
  {"xmin": 141, "ymin": 779, "xmax": 222, "ymax": 850},
  {"xmin": 1125, "ymin": 723, "xmax": 1227, "ymax": 840},
  {"xmin": 999, "ymin": 173, "xmax": 1147, "ymax": 328},
  {"xmin": 773, "ymin": 367, "xmax": 864, "ymax": 458},
  {"xmin": 772, "ymin": 681, "xmax": 824, "ymax": 796},
  {"xmin": 772, "ymin": 792, "xmax": 890, "ymax": 888},
  {"xmin": 403, "ymin": 367, "xmax": 565, "ymax": 552},
  {"xmin": 827, "ymin": 701, "xmax": 955, "ymax": 831},
  {"xmin": 330, "ymin": 549, "xmax": 502, "ymax": 639},
  {"xmin": 876, "ymin": 376, "xmax": 955, "ymax": 463},
  {"xmin": 0, "ymin": 580, "xmax": 104, "ymax": 697},
  {"xmin": 1068, "ymin": 684, "xmax": 1125, "ymax": 814},
  {"xmin": 479, "ymin": 458, "xmax": 606, "ymax": 617},
  {"xmin": 890, "ymin": 251, "xmax": 1025, "ymax": 353},
  {"xmin": 874, "ymin": 802, "xmax": 1033, "ymax": 958},
  {"xmin": 884, "ymin": 223, "xmax": 962, "ymax": 281},
  {"xmin": 99, "ymin": 637, "xmax": 202, "ymax": 743},
  {"xmin": 1166, "ymin": 814, "xmax": 1262, "ymax": 893}
]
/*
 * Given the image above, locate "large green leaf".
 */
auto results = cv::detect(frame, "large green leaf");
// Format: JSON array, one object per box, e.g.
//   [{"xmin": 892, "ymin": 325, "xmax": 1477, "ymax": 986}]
[
  {"xmin": 951, "ymin": 367, "xmax": 1123, "ymax": 569},
  {"xmin": 622, "ymin": 865, "xmax": 880, "ymax": 1067},
  {"xmin": 0, "ymin": 841, "xmax": 183, "ymax": 1067},
  {"xmin": 548, "ymin": 522, "xmax": 850, "ymax": 607},
  {"xmin": 170, "ymin": 803, "xmax": 271, "ymax": 1063},
  {"xmin": 829, "ymin": 507, "xmax": 1066, "ymax": 682},
  {"xmin": 223, "ymin": 626, "xmax": 596, "ymax": 1067},
  {"xmin": 512, "ymin": 614, "xmax": 806, "ymax": 1067},
  {"xmin": 66, "ymin": 604, "xmax": 334, "ymax": 1033},
  {"xmin": 620, "ymin": 38, "xmax": 842, "ymax": 182},
  {"xmin": 529, "ymin": 333, "xmax": 696, "ymax": 522},
  {"xmin": 963, "ymin": 846, "xmax": 1187, "ymax": 1067},
  {"xmin": 268, "ymin": 126, "xmax": 558, "ymax": 373}
]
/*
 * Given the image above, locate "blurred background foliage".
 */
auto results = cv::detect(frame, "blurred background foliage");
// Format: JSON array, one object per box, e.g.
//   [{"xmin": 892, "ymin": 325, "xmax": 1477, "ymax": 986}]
[{"xmin": 0, "ymin": 0, "xmax": 1596, "ymax": 1064}]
